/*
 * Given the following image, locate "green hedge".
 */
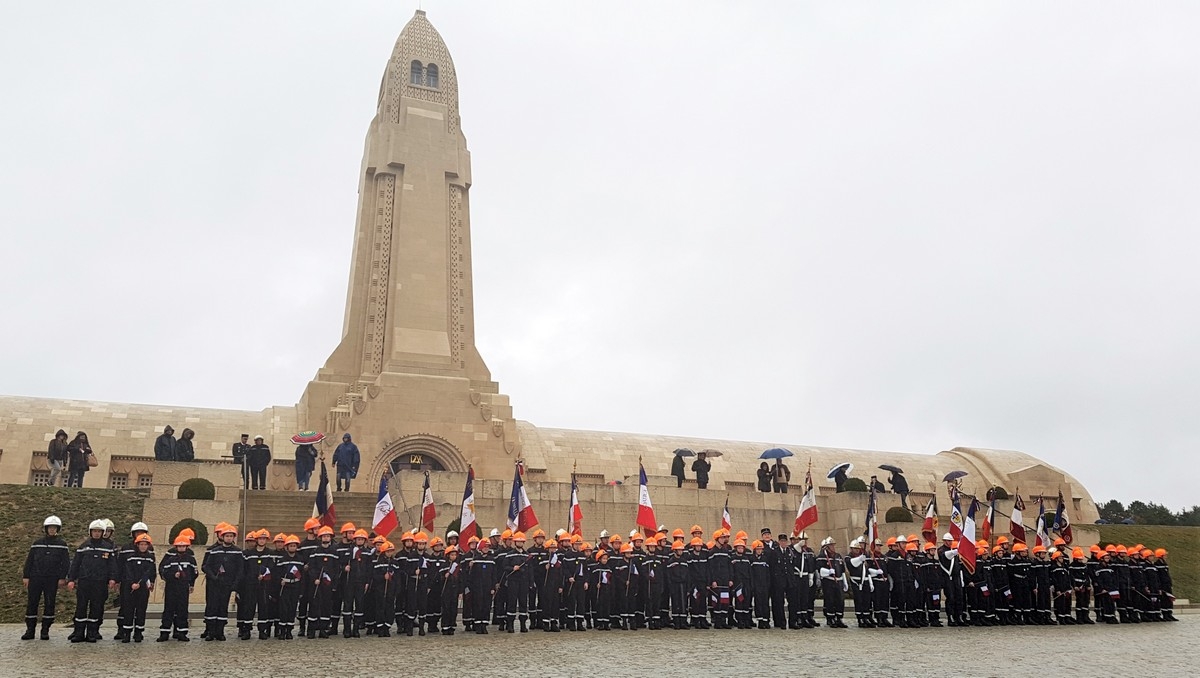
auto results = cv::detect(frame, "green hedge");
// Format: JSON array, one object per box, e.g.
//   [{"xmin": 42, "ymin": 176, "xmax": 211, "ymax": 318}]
[
  {"xmin": 841, "ymin": 477, "xmax": 868, "ymax": 493},
  {"xmin": 177, "ymin": 477, "xmax": 215, "ymax": 500},
  {"xmin": 885, "ymin": 506, "xmax": 914, "ymax": 523}
]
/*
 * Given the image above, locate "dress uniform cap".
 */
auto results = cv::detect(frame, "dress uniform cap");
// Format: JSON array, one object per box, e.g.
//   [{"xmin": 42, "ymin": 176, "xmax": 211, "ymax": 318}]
[{"xmin": 760, "ymin": 527, "xmax": 772, "ymax": 535}]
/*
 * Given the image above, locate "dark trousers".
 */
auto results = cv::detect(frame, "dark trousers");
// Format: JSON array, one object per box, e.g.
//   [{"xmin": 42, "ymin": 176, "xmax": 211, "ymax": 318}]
[
  {"xmin": 752, "ymin": 584, "xmax": 770, "ymax": 624},
  {"xmin": 565, "ymin": 579, "xmax": 586, "ymax": 624},
  {"xmin": 277, "ymin": 585, "xmax": 300, "ymax": 629},
  {"xmin": 160, "ymin": 583, "xmax": 190, "ymax": 634},
  {"xmin": 440, "ymin": 587, "xmax": 459, "ymax": 630},
  {"xmin": 769, "ymin": 581, "xmax": 787, "ymax": 627},
  {"xmin": 851, "ymin": 583, "xmax": 872, "ymax": 621},
  {"xmin": 773, "ymin": 483, "xmax": 789, "ymax": 493},
  {"xmin": 74, "ymin": 580, "xmax": 108, "ymax": 637},
  {"xmin": 249, "ymin": 465, "xmax": 267, "ymax": 490},
  {"xmin": 309, "ymin": 580, "xmax": 334, "ymax": 630},
  {"xmin": 669, "ymin": 583, "xmax": 688, "ymax": 623},
  {"xmin": 503, "ymin": 580, "xmax": 528, "ymax": 621},
  {"xmin": 66, "ymin": 468, "xmax": 86, "ymax": 488},
  {"xmin": 872, "ymin": 580, "xmax": 891, "ymax": 621},
  {"xmin": 688, "ymin": 584, "xmax": 707, "ymax": 624},
  {"xmin": 25, "ymin": 577, "xmax": 59, "ymax": 626},
  {"xmin": 344, "ymin": 580, "xmax": 369, "ymax": 629},
  {"xmin": 822, "ymin": 579, "xmax": 844, "ymax": 619},
  {"xmin": 236, "ymin": 584, "xmax": 261, "ymax": 627},
  {"xmin": 204, "ymin": 582, "xmax": 233, "ymax": 634},
  {"xmin": 297, "ymin": 577, "xmax": 314, "ymax": 628},
  {"xmin": 118, "ymin": 584, "xmax": 150, "ymax": 633}
]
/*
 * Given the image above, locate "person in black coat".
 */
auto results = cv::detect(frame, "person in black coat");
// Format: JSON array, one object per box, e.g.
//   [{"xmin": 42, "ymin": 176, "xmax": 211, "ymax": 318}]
[
  {"xmin": 157, "ymin": 536, "xmax": 198, "ymax": 641},
  {"xmin": 176, "ymin": 428, "xmax": 196, "ymax": 462},
  {"xmin": 67, "ymin": 520, "xmax": 118, "ymax": 642},
  {"xmin": 756, "ymin": 462, "xmax": 772, "ymax": 492},
  {"xmin": 118, "ymin": 535, "xmax": 157, "ymax": 642},
  {"xmin": 47, "ymin": 430, "xmax": 69, "ymax": 487},
  {"xmin": 887, "ymin": 471, "xmax": 910, "ymax": 509},
  {"xmin": 772, "ymin": 460, "xmax": 791, "ymax": 493},
  {"xmin": 671, "ymin": 454, "xmax": 686, "ymax": 488},
  {"xmin": 65, "ymin": 432, "xmax": 92, "ymax": 488},
  {"xmin": 154, "ymin": 426, "xmax": 177, "ymax": 461},
  {"xmin": 468, "ymin": 540, "xmax": 499, "ymax": 634},
  {"xmin": 691, "ymin": 453, "xmax": 711, "ymax": 490},
  {"xmin": 247, "ymin": 435, "xmax": 271, "ymax": 490},
  {"xmin": 294, "ymin": 444, "xmax": 318, "ymax": 491},
  {"xmin": 22, "ymin": 515, "xmax": 70, "ymax": 640}
]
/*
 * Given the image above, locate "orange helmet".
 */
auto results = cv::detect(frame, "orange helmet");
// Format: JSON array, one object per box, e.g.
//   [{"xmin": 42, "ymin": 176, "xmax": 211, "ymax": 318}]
[
  {"xmin": 401, "ymin": 531, "xmax": 415, "ymax": 542},
  {"xmin": 644, "ymin": 536, "xmax": 658, "ymax": 547},
  {"xmin": 1155, "ymin": 548, "xmax": 1167, "ymax": 558},
  {"xmin": 620, "ymin": 543, "xmax": 633, "ymax": 554},
  {"xmin": 468, "ymin": 535, "xmax": 480, "ymax": 544},
  {"xmin": 1051, "ymin": 551, "xmax": 1062, "ymax": 560},
  {"xmin": 923, "ymin": 542, "xmax": 936, "ymax": 551},
  {"xmin": 545, "ymin": 538, "xmax": 558, "ymax": 549},
  {"xmin": 582, "ymin": 542, "xmax": 593, "ymax": 551},
  {"xmin": 595, "ymin": 551, "xmax": 606, "ymax": 562},
  {"xmin": 178, "ymin": 528, "xmax": 196, "ymax": 542},
  {"xmin": 733, "ymin": 539, "xmax": 747, "ymax": 548},
  {"xmin": 750, "ymin": 540, "xmax": 764, "ymax": 549},
  {"xmin": 672, "ymin": 541, "xmax": 685, "ymax": 551},
  {"xmin": 531, "ymin": 529, "xmax": 546, "ymax": 539},
  {"xmin": 1140, "ymin": 548, "xmax": 1152, "ymax": 558},
  {"xmin": 430, "ymin": 537, "xmax": 443, "ymax": 547},
  {"xmin": 886, "ymin": 537, "xmax": 897, "ymax": 546},
  {"xmin": 285, "ymin": 534, "xmax": 301, "ymax": 546},
  {"xmin": 1052, "ymin": 537, "xmax": 1066, "ymax": 546},
  {"xmin": 353, "ymin": 529, "xmax": 369, "ymax": 540},
  {"xmin": 372, "ymin": 535, "xmax": 386, "ymax": 545},
  {"xmin": 1072, "ymin": 547, "xmax": 1084, "ymax": 559},
  {"xmin": 905, "ymin": 542, "xmax": 918, "ymax": 552},
  {"xmin": 907, "ymin": 534, "xmax": 919, "ymax": 543},
  {"xmin": 609, "ymin": 534, "xmax": 622, "ymax": 544},
  {"xmin": 442, "ymin": 545, "xmax": 456, "ymax": 555},
  {"xmin": 513, "ymin": 531, "xmax": 527, "ymax": 542},
  {"xmin": 340, "ymin": 522, "xmax": 357, "ymax": 534},
  {"xmin": 1031, "ymin": 545, "xmax": 1046, "ymax": 554},
  {"xmin": 1013, "ymin": 543, "xmax": 1028, "ymax": 552},
  {"xmin": 134, "ymin": 534, "xmax": 152, "ymax": 544},
  {"xmin": 690, "ymin": 525, "xmax": 703, "ymax": 535},
  {"xmin": 415, "ymin": 532, "xmax": 429, "ymax": 543},
  {"xmin": 976, "ymin": 546, "xmax": 987, "ymax": 557},
  {"xmin": 1104, "ymin": 544, "xmax": 1117, "ymax": 553},
  {"xmin": 501, "ymin": 529, "xmax": 513, "ymax": 540},
  {"xmin": 975, "ymin": 539, "xmax": 988, "ymax": 549},
  {"xmin": 317, "ymin": 526, "xmax": 334, "ymax": 537},
  {"xmin": 173, "ymin": 536, "xmax": 191, "ymax": 547},
  {"xmin": 304, "ymin": 518, "xmax": 321, "ymax": 532},
  {"xmin": 734, "ymin": 530, "xmax": 748, "ymax": 541},
  {"xmin": 273, "ymin": 533, "xmax": 286, "ymax": 543},
  {"xmin": 996, "ymin": 535, "xmax": 1009, "ymax": 545},
  {"xmin": 382, "ymin": 541, "xmax": 396, "ymax": 553},
  {"xmin": 689, "ymin": 537, "xmax": 703, "ymax": 547},
  {"xmin": 992, "ymin": 545, "xmax": 1003, "ymax": 555},
  {"xmin": 672, "ymin": 528, "xmax": 685, "ymax": 538}
]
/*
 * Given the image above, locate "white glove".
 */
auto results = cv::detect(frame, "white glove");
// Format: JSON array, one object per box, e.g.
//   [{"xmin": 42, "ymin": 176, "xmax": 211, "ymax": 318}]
[
  {"xmin": 945, "ymin": 549, "xmax": 958, "ymax": 558},
  {"xmin": 808, "ymin": 574, "xmax": 815, "ymax": 586},
  {"xmin": 868, "ymin": 568, "xmax": 883, "ymax": 577},
  {"xmin": 819, "ymin": 568, "xmax": 835, "ymax": 578},
  {"xmin": 842, "ymin": 581, "xmax": 848, "ymax": 592}
]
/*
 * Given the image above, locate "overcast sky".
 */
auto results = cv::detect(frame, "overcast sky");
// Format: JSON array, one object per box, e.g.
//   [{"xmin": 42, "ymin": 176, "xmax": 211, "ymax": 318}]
[{"xmin": 2, "ymin": 2, "xmax": 1197, "ymax": 509}]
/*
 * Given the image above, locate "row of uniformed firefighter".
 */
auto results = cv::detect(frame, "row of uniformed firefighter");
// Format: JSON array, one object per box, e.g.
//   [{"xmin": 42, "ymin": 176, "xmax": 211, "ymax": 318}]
[{"xmin": 22, "ymin": 517, "xmax": 1180, "ymax": 642}]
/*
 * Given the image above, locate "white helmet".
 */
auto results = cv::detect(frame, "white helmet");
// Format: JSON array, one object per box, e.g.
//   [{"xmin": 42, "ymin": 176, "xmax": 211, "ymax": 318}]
[
  {"xmin": 598, "ymin": 529, "xmax": 609, "ymax": 539},
  {"xmin": 629, "ymin": 529, "xmax": 640, "ymax": 539},
  {"xmin": 820, "ymin": 536, "xmax": 835, "ymax": 547},
  {"xmin": 446, "ymin": 530, "xmax": 459, "ymax": 539},
  {"xmin": 555, "ymin": 529, "xmax": 567, "ymax": 538},
  {"xmin": 89, "ymin": 519, "xmax": 105, "ymax": 531},
  {"xmin": 488, "ymin": 528, "xmax": 500, "ymax": 538},
  {"xmin": 102, "ymin": 518, "xmax": 115, "ymax": 532},
  {"xmin": 850, "ymin": 537, "xmax": 863, "ymax": 548},
  {"xmin": 896, "ymin": 535, "xmax": 908, "ymax": 543},
  {"xmin": 796, "ymin": 532, "xmax": 809, "ymax": 540},
  {"xmin": 131, "ymin": 522, "xmax": 149, "ymax": 534},
  {"xmin": 44, "ymin": 515, "xmax": 62, "ymax": 529},
  {"xmin": 942, "ymin": 532, "xmax": 953, "ymax": 541}
]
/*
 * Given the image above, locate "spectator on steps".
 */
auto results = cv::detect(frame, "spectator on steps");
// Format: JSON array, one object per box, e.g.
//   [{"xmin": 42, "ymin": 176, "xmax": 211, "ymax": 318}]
[
  {"xmin": 332, "ymin": 433, "xmax": 360, "ymax": 492},
  {"xmin": 248, "ymin": 435, "xmax": 271, "ymax": 490},
  {"xmin": 772, "ymin": 459, "xmax": 791, "ymax": 494},
  {"xmin": 691, "ymin": 452, "xmax": 711, "ymax": 490},
  {"xmin": 48, "ymin": 429, "xmax": 69, "ymax": 487},
  {"xmin": 671, "ymin": 454, "xmax": 686, "ymax": 488},
  {"xmin": 756, "ymin": 462, "xmax": 772, "ymax": 493},
  {"xmin": 65, "ymin": 432, "xmax": 92, "ymax": 488},
  {"xmin": 176, "ymin": 428, "xmax": 196, "ymax": 462},
  {"xmin": 232, "ymin": 434, "xmax": 250, "ymax": 489},
  {"xmin": 154, "ymin": 426, "xmax": 177, "ymax": 462},
  {"xmin": 295, "ymin": 443, "xmax": 318, "ymax": 491}
]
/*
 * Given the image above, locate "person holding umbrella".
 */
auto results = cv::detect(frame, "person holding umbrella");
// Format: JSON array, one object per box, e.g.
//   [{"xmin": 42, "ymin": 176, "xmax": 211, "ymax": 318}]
[
  {"xmin": 880, "ymin": 465, "xmax": 910, "ymax": 509},
  {"xmin": 772, "ymin": 459, "xmax": 791, "ymax": 493},
  {"xmin": 671, "ymin": 449, "xmax": 689, "ymax": 488},
  {"xmin": 691, "ymin": 452, "xmax": 712, "ymax": 490}
]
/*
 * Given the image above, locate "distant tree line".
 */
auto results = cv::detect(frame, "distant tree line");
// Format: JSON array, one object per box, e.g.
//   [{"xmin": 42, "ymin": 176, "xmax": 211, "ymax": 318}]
[{"xmin": 1097, "ymin": 499, "xmax": 1200, "ymax": 526}]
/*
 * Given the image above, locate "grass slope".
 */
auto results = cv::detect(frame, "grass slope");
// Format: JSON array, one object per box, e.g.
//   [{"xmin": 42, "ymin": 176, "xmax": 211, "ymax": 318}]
[
  {"xmin": 0, "ymin": 486, "xmax": 146, "ymax": 623},
  {"xmin": 1097, "ymin": 524, "xmax": 1200, "ymax": 603}
]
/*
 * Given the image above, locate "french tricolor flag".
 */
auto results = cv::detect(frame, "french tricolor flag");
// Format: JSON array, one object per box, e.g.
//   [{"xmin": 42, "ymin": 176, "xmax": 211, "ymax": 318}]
[
  {"xmin": 372, "ymin": 473, "xmax": 399, "ymax": 538},
  {"xmin": 636, "ymin": 462, "xmax": 657, "ymax": 534},
  {"xmin": 507, "ymin": 460, "xmax": 538, "ymax": 532}
]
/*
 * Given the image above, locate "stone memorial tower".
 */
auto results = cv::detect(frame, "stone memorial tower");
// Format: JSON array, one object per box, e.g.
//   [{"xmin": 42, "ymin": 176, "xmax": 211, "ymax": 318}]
[{"xmin": 298, "ymin": 10, "xmax": 519, "ymax": 480}]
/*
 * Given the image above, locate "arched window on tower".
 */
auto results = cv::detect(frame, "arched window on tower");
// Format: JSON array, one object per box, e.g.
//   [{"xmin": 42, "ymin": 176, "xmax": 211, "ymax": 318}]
[
  {"xmin": 410, "ymin": 60, "xmax": 423, "ymax": 85},
  {"xmin": 426, "ymin": 63, "xmax": 439, "ymax": 89}
]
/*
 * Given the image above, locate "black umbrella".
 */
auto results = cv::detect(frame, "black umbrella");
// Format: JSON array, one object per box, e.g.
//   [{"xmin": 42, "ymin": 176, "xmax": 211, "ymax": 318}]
[
  {"xmin": 878, "ymin": 464, "xmax": 904, "ymax": 475},
  {"xmin": 942, "ymin": 470, "xmax": 968, "ymax": 482},
  {"xmin": 673, "ymin": 448, "xmax": 695, "ymax": 457},
  {"xmin": 699, "ymin": 448, "xmax": 724, "ymax": 458}
]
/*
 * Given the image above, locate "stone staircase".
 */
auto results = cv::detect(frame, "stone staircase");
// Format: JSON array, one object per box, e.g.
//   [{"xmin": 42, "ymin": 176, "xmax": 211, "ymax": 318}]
[{"xmin": 243, "ymin": 490, "xmax": 385, "ymax": 537}]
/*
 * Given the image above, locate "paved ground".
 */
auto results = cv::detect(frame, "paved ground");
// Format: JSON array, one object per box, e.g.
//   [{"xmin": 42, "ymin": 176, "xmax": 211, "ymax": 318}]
[{"xmin": 2, "ymin": 620, "xmax": 1197, "ymax": 677}]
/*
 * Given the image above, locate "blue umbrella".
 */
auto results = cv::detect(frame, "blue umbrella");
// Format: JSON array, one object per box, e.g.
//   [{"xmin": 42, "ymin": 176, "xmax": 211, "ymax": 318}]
[{"xmin": 759, "ymin": 448, "xmax": 794, "ymax": 460}]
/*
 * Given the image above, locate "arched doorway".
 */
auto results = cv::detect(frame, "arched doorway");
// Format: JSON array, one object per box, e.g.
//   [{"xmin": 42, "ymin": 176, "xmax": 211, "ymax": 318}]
[{"xmin": 367, "ymin": 433, "xmax": 467, "ymax": 489}]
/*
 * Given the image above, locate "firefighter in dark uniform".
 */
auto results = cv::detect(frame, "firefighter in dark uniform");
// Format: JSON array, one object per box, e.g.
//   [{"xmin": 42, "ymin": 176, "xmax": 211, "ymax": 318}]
[
  {"xmin": 1030, "ymin": 544, "xmax": 1053, "ymax": 624},
  {"xmin": 967, "ymin": 542, "xmax": 995, "ymax": 626},
  {"xmin": 393, "ymin": 531, "xmax": 418, "ymax": 635},
  {"xmin": 368, "ymin": 540, "xmax": 396, "ymax": 636},
  {"xmin": 1094, "ymin": 550, "xmax": 1119, "ymax": 623},
  {"xmin": 273, "ymin": 534, "xmax": 305, "ymax": 639},
  {"xmin": 114, "ymin": 521, "xmax": 153, "ymax": 641},
  {"xmin": 296, "ymin": 518, "xmax": 321, "ymax": 636},
  {"xmin": 201, "ymin": 523, "xmax": 242, "ymax": 641},
  {"xmin": 329, "ymin": 523, "xmax": 356, "ymax": 636},
  {"xmin": 730, "ymin": 537, "xmax": 752, "ymax": 629},
  {"xmin": 749, "ymin": 540, "xmax": 771, "ymax": 629},
  {"xmin": 118, "ymin": 534, "xmax": 156, "ymax": 642},
  {"xmin": 306, "ymin": 526, "xmax": 341, "ymax": 638},
  {"xmin": 157, "ymin": 534, "xmax": 197, "ymax": 641},
  {"xmin": 22, "ymin": 515, "xmax": 70, "ymax": 641},
  {"xmin": 664, "ymin": 540, "xmax": 689, "ymax": 629},
  {"xmin": 685, "ymin": 536, "xmax": 710, "ymax": 628},
  {"xmin": 468, "ymin": 538, "xmax": 499, "ymax": 634},
  {"xmin": 905, "ymin": 542, "xmax": 925, "ymax": 626},
  {"xmin": 343, "ymin": 528, "xmax": 374, "ymax": 637},
  {"xmin": 538, "ymin": 537, "xmax": 564, "ymax": 632},
  {"xmin": 844, "ymin": 538, "xmax": 873, "ymax": 627},
  {"xmin": 1049, "ymin": 549, "xmax": 1074, "ymax": 625},
  {"xmin": 1154, "ymin": 548, "xmax": 1178, "ymax": 621},
  {"xmin": 937, "ymin": 534, "xmax": 963, "ymax": 626},
  {"xmin": 238, "ymin": 529, "xmax": 275, "ymax": 640},
  {"xmin": 886, "ymin": 536, "xmax": 913, "ymax": 627},
  {"xmin": 500, "ymin": 531, "xmax": 532, "ymax": 632},
  {"xmin": 867, "ymin": 539, "xmax": 892, "ymax": 627},
  {"xmin": 526, "ymin": 530, "xmax": 546, "ymax": 629},
  {"xmin": 67, "ymin": 519, "xmax": 117, "ymax": 643},
  {"xmin": 707, "ymin": 529, "xmax": 733, "ymax": 629},
  {"xmin": 919, "ymin": 541, "xmax": 944, "ymax": 627},
  {"xmin": 1112, "ymin": 545, "xmax": 1131, "ymax": 622},
  {"xmin": 816, "ymin": 537, "xmax": 847, "ymax": 628},
  {"xmin": 1140, "ymin": 547, "xmax": 1162, "ymax": 621},
  {"xmin": 422, "ymin": 537, "xmax": 446, "ymax": 634},
  {"xmin": 439, "ymin": 545, "xmax": 463, "ymax": 634},
  {"xmin": 563, "ymin": 534, "xmax": 589, "ymax": 630},
  {"xmin": 591, "ymin": 549, "xmax": 614, "ymax": 630},
  {"xmin": 793, "ymin": 533, "xmax": 819, "ymax": 628}
]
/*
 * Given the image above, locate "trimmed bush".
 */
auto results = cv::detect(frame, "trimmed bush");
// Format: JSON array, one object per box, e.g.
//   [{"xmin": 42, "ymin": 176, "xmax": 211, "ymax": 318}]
[
  {"xmin": 885, "ymin": 506, "xmax": 915, "ymax": 523},
  {"xmin": 445, "ymin": 518, "xmax": 461, "ymax": 539},
  {"xmin": 842, "ymin": 477, "xmax": 868, "ymax": 493},
  {"xmin": 169, "ymin": 518, "xmax": 208, "ymax": 546},
  {"xmin": 177, "ymin": 477, "xmax": 215, "ymax": 500},
  {"xmin": 988, "ymin": 486, "xmax": 1010, "ymax": 500}
]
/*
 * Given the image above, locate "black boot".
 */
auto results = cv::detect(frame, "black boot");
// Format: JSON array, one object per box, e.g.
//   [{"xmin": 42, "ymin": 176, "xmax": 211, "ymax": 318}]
[
  {"xmin": 22, "ymin": 621, "xmax": 36, "ymax": 641},
  {"xmin": 378, "ymin": 625, "xmax": 391, "ymax": 637},
  {"xmin": 40, "ymin": 621, "xmax": 52, "ymax": 640},
  {"xmin": 133, "ymin": 630, "xmax": 144, "ymax": 643},
  {"xmin": 307, "ymin": 626, "xmax": 317, "ymax": 639},
  {"xmin": 157, "ymin": 631, "xmax": 171, "ymax": 642}
]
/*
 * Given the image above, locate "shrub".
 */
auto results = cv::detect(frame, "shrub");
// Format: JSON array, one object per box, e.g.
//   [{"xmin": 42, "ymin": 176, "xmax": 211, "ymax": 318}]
[
  {"xmin": 842, "ymin": 477, "xmax": 868, "ymax": 493},
  {"xmin": 169, "ymin": 518, "xmax": 208, "ymax": 546},
  {"xmin": 885, "ymin": 506, "xmax": 915, "ymax": 523},
  {"xmin": 177, "ymin": 477, "xmax": 215, "ymax": 500},
  {"xmin": 987, "ymin": 486, "xmax": 1010, "ymax": 500},
  {"xmin": 445, "ymin": 518, "xmax": 461, "ymax": 539}
]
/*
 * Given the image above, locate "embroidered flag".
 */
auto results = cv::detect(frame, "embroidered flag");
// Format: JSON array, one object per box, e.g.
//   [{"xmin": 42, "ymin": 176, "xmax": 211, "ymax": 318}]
[
  {"xmin": 1010, "ymin": 493, "xmax": 1027, "ymax": 544},
  {"xmin": 420, "ymin": 472, "xmax": 436, "ymax": 534},
  {"xmin": 1052, "ymin": 490, "xmax": 1073, "ymax": 544},
  {"xmin": 569, "ymin": 472, "xmax": 583, "ymax": 537},
  {"xmin": 636, "ymin": 463, "xmax": 658, "ymax": 534},
  {"xmin": 721, "ymin": 497, "xmax": 732, "ymax": 533},
  {"xmin": 459, "ymin": 465, "xmax": 478, "ymax": 546},
  {"xmin": 1034, "ymin": 497, "xmax": 1050, "ymax": 550},
  {"xmin": 793, "ymin": 470, "xmax": 818, "ymax": 536},
  {"xmin": 865, "ymin": 484, "xmax": 879, "ymax": 546},
  {"xmin": 313, "ymin": 461, "xmax": 337, "ymax": 528},
  {"xmin": 982, "ymin": 497, "xmax": 996, "ymax": 542},
  {"xmin": 506, "ymin": 460, "xmax": 539, "ymax": 532},
  {"xmin": 921, "ymin": 496, "xmax": 939, "ymax": 545}
]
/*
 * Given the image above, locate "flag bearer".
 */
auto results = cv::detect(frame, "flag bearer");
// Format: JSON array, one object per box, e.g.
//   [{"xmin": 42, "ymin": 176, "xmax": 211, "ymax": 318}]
[
  {"xmin": 273, "ymin": 535, "xmax": 305, "ymax": 639},
  {"xmin": 439, "ymin": 545, "xmax": 463, "ymax": 635},
  {"xmin": 306, "ymin": 526, "xmax": 341, "ymax": 638}
]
